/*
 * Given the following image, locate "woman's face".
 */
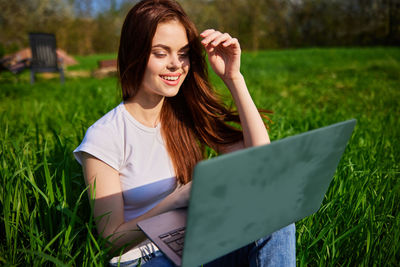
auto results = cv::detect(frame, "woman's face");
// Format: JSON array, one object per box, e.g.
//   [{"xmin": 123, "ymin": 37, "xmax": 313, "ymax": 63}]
[{"xmin": 139, "ymin": 20, "xmax": 190, "ymax": 100}]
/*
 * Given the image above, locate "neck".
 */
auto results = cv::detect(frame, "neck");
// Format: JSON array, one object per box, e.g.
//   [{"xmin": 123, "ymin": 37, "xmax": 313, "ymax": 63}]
[{"xmin": 124, "ymin": 94, "xmax": 164, "ymax": 128}]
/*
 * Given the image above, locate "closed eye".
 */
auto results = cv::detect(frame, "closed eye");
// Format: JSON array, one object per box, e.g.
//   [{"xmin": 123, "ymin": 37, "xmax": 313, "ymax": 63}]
[
  {"xmin": 179, "ymin": 48, "xmax": 190, "ymax": 58},
  {"xmin": 153, "ymin": 52, "xmax": 167, "ymax": 58},
  {"xmin": 178, "ymin": 52, "xmax": 189, "ymax": 58}
]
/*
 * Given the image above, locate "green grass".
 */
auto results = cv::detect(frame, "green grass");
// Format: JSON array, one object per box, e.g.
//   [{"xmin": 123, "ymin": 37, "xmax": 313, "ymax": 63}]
[
  {"xmin": 0, "ymin": 47, "xmax": 399, "ymax": 265},
  {"xmin": 67, "ymin": 53, "xmax": 117, "ymax": 71}
]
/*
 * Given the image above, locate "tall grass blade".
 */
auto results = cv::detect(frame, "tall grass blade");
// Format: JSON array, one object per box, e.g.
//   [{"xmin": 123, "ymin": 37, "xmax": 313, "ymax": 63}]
[{"xmin": 19, "ymin": 249, "xmax": 69, "ymax": 267}]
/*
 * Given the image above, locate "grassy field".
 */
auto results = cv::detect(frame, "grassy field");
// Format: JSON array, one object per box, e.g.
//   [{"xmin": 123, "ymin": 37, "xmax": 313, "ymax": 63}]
[{"xmin": 0, "ymin": 47, "xmax": 399, "ymax": 266}]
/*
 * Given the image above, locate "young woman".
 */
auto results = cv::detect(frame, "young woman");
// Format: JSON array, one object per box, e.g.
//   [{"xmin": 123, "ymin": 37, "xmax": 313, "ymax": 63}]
[{"xmin": 74, "ymin": 0, "xmax": 295, "ymax": 266}]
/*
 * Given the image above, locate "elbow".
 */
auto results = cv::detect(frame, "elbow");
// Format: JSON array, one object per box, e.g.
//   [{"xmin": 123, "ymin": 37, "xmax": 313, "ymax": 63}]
[
  {"xmin": 98, "ymin": 228, "xmax": 127, "ymax": 255},
  {"xmin": 95, "ymin": 221, "xmax": 123, "ymax": 248},
  {"xmin": 97, "ymin": 224, "xmax": 146, "ymax": 254}
]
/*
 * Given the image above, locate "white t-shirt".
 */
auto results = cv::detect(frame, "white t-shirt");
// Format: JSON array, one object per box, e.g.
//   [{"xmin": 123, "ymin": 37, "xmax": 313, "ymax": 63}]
[{"xmin": 74, "ymin": 102, "xmax": 177, "ymax": 221}]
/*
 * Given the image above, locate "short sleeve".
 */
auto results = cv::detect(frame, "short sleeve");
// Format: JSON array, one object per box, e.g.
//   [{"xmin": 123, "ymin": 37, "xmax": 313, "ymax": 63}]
[{"xmin": 73, "ymin": 124, "xmax": 123, "ymax": 171}]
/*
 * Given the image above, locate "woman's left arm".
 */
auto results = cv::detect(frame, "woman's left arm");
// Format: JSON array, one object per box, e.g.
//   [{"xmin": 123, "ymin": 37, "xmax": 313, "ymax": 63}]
[{"xmin": 200, "ymin": 29, "xmax": 270, "ymax": 149}]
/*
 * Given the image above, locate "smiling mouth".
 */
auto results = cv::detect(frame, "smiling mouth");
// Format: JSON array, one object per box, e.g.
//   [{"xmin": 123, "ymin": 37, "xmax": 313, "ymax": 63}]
[{"xmin": 160, "ymin": 75, "xmax": 180, "ymax": 81}]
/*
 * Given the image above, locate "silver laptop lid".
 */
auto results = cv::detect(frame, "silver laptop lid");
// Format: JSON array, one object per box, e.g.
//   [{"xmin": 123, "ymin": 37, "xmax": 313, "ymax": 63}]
[{"xmin": 182, "ymin": 119, "xmax": 356, "ymax": 266}]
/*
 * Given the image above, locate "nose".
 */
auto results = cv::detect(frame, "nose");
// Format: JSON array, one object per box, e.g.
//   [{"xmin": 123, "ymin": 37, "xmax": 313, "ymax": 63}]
[{"xmin": 167, "ymin": 54, "xmax": 181, "ymax": 71}]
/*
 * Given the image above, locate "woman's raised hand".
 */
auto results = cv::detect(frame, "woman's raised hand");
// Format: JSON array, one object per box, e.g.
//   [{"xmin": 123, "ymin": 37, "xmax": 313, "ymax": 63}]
[
  {"xmin": 167, "ymin": 181, "xmax": 192, "ymax": 209},
  {"xmin": 200, "ymin": 29, "xmax": 242, "ymax": 82}
]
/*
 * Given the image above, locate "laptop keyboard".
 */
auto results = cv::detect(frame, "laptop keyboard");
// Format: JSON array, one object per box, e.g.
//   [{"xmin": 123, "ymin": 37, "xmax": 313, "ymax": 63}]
[{"xmin": 159, "ymin": 227, "xmax": 186, "ymax": 256}]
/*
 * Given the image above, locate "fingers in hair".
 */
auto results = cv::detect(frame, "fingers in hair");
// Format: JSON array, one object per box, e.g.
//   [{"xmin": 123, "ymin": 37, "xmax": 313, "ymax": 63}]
[
  {"xmin": 200, "ymin": 29, "xmax": 215, "ymax": 38},
  {"xmin": 222, "ymin": 37, "xmax": 239, "ymax": 48},
  {"xmin": 211, "ymin": 33, "xmax": 231, "ymax": 47},
  {"xmin": 201, "ymin": 30, "xmax": 222, "ymax": 46}
]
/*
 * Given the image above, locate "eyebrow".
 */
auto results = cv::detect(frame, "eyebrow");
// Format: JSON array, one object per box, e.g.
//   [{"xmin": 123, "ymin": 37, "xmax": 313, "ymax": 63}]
[{"xmin": 152, "ymin": 44, "xmax": 189, "ymax": 51}]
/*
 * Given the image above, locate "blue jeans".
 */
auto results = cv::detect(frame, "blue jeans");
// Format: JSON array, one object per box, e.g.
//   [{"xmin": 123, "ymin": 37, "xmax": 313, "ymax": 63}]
[{"xmin": 112, "ymin": 223, "xmax": 296, "ymax": 267}]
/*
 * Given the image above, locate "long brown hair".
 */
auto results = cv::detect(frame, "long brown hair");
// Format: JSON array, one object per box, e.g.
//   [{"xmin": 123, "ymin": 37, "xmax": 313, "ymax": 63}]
[{"xmin": 118, "ymin": 0, "xmax": 267, "ymax": 184}]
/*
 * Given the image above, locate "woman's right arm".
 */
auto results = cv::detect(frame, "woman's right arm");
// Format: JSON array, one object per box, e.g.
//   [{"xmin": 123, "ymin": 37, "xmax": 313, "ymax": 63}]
[{"xmin": 81, "ymin": 152, "xmax": 191, "ymax": 252}]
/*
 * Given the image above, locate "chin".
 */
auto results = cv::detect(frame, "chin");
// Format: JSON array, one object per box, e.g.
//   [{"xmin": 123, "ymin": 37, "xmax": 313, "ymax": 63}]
[
  {"xmin": 162, "ymin": 84, "xmax": 183, "ymax": 98},
  {"xmin": 164, "ymin": 89, "xmax": 180, "ymax": 98}
]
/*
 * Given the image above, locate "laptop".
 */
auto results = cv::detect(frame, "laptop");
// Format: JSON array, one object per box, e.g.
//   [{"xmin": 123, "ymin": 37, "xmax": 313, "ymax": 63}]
[{"xmin": 137, "ymin": 119, "xmax": 356, "ymax": 266}]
